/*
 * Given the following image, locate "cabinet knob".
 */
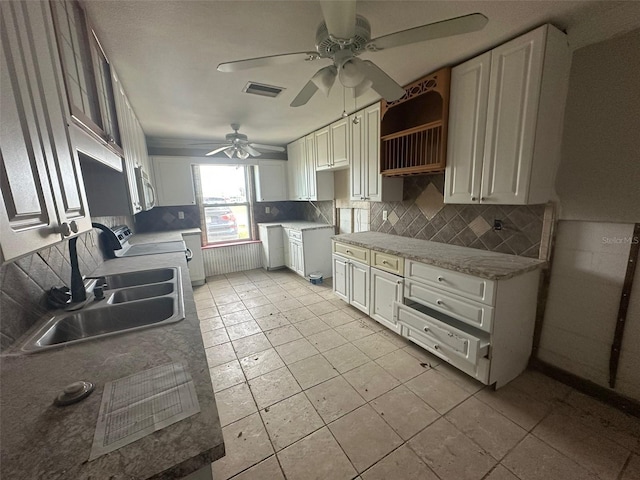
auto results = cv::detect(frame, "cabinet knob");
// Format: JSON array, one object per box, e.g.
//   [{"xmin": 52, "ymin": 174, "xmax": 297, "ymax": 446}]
[
  {"xmin": 346, "ymin": 249, "xmax": 352, "ymax": 254},
  {"xmin": 471, "ymin": 196, "xmax": 477, "ymax": 201},
  {"xmin": 59, "ymin": 222, "xmax": 71, "ymax": 237},
  {"xmin": 69, "ymin": 220, "xmax": 79, "ymax": 234},
  {"xmin": 433, "ymin": 344, "xmax": 439, "ymax": 350},
  {"xmin": 436, "ymin": 299, "xmax": 444, "ymax": 306},
  {"xmin": 481, "ymin": 197, "xmax": 486, "ymax": 201},
  {"xmin": 437, "ymin": 276, "xmax": 444, "ymax": 282},
  {"xmin": 423, "ymin": 326, "xmax": 430, "ymax": 333}
]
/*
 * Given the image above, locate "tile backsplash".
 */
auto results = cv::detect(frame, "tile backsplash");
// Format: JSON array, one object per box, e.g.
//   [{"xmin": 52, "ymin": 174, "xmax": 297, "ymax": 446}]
[
  {"xmin": 370, "ymin": 174, "xmax": 546, "ymax": 258},
  {"xmin": 134, "ymin": 205, "xmax": 201, "ymax": 232},
  {"xmin": 300, "ymin": 200, "xmax": 336, "ymax": 227},
  {"xmin": 0, "ymin": 215, "xmax": 128, "ymax": 351}
]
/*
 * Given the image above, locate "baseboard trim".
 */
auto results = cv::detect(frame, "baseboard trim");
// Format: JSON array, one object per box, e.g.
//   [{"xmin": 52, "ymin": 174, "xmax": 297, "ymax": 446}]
[{"xmin": 530, "ymin": 358, "xmax": 640, "ymax": 418}]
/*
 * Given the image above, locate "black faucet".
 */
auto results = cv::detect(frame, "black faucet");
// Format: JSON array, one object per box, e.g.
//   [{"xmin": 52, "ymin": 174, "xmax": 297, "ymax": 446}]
[{"xmin": 69, "ymin": 223, "xmax": 122, "ymax": 304}]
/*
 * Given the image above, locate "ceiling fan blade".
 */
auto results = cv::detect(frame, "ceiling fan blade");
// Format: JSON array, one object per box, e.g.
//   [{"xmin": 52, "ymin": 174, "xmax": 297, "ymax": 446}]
[
  {"xmin": 250, "ymin": 143, "xmax": 286, "ymax": 153},
  {"xmin": 290, "ymin": 79, "xmax": 319, "ymax": 107},
  {"xmin": 367, "ymin": 13, "xmax": 488, "ymax": 51},
  {"xmin": 217, "ymin": 51, "xmax": 319, "ymax": 73},
  {"xmin": 242, "ymin": 145, "xmax": 262, "ymax": 157},
  {"xmin": 359, "ymin": 60, "xmax": 405, "ymax": 102},
  {"xmin": 205, "ymin": 145, "xmax": 233, "ymax": 156},
  {"xmin": 320, "ymin": 0, "xmax": 356, "ymax": 39}
]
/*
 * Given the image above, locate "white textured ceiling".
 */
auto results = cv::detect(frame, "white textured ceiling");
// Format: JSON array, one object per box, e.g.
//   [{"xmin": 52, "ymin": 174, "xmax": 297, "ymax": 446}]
[{"xmin": 83, "ymin": 0, "xmax": 640, "ymax": 148}]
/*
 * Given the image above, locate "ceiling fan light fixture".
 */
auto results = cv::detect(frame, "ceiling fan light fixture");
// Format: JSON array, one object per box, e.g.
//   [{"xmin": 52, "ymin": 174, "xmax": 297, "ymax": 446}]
[
  {"xmin": 354, "ymin": 77, "xmax": 373, "ymax": 98},
  {"xmin": 311, "ymin": 65, "xmax": 337, "ymax": 96},
  {"xmin": 223, "ymin": 148, "xmax": 234, "ymax": 159},
  {"xmin": 237, "ymin": 148, "xmax": 250, "ymax": 160},
  {"xmin": 338, "ymin": 56, "xmax": 365, "ymax": 88}
]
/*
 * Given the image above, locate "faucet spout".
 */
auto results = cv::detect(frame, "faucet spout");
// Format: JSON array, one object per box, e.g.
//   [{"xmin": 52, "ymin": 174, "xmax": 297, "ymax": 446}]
[{"xmin": 69, "ymin": 236, "xmax": 87, "ymax": 303}]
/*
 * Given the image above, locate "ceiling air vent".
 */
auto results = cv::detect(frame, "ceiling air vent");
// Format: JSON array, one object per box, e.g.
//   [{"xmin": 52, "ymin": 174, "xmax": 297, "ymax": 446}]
[{"xmin": 243, "ymin": 82, "xmax": 284, "ymax": 98}]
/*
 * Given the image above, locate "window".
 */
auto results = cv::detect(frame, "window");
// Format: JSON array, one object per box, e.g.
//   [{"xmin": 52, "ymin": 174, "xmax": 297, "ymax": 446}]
[{"xmin": 196, "ymin": 165, "xmax": 253, "ymax": 245}]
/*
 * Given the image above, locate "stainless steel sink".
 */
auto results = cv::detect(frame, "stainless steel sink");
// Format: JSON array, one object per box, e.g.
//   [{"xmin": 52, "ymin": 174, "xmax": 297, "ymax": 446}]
[{"xmin": 20, "ymin": 267, "xmax": 184, "ymax": 353}]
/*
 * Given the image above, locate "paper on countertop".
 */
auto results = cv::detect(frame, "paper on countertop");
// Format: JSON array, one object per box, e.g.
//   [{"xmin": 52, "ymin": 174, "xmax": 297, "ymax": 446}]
[{"xmin": 89, "ymin": 362, "xmax": 200, "ymax": 461}]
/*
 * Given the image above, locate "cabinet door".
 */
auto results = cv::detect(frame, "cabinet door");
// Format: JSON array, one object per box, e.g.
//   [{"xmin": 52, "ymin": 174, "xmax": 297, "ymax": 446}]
[
  {"xmin": 255, "ymin": 161, "xmax": 287, "ymax": 201},
  {"xmin": 183, "ymin": 233, "xmax": 205, "ymax": 285},
  {"xmin": 286, "ymin": 139, "xmax": 303, "ymax": 201},
  {"xmin": 481, "ymin": 27, "xmax": 545, "ymax": 204},
  {"xmin": 444, "ymin": 52, "xmax": 490, "ymax": 204},
  {"xmin": 364, "ymin": 104, "xmax": 382, "ymax": 201},
  {"xmin": 349, "ymin": 261, "xmax": 370, "ymax": 315},
  {"xmin": 330, "ymin": 118, "xmax": 350, "ymax": 168},
  {"xmin": 314, "ymin": 127, "xmax": 331, "ymax": 170},
  {"xmin": 371, "ymin": 268, "xmax": 403, "ymax": 333},
  {"xmin": 152, "ymin": 157, "xmax": 195, "ymax": 206},
  {"xmin": 332, "ymin": 254, "xmax": 349, "ymax": 302},
  {"xmin": 349, "ymin": 111, "xmax": 365, "ymax": 200},
  {"xmin": 304, "ymin": 134, "xmax": 316, "ymax": 200}
]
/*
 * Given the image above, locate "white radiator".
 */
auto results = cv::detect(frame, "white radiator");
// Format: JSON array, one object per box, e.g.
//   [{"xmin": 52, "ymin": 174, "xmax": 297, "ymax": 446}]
[{"xmin": 202, "ymin": 242, "xmax": 262, "ymax": 276}]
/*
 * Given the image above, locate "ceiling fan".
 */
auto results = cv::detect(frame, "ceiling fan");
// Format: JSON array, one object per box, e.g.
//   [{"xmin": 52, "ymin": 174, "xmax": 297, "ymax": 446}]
[
  {"xmin": 217, "ymin": 0, "xmax": 488, "ymax": 107},
  {"xmin": 199, "ymin": 124, "xmax": 286, "ymax": 158}
]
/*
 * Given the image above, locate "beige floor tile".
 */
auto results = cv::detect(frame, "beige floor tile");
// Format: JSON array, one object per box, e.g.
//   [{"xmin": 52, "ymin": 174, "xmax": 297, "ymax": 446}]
[
  {"xmin": 353, "ymin": 333, "xmax": 399, "ymax": 360},
  {"xmin": 375, "ymin": 328, "xmax": 410, "ymax": 348},
  {"xmin": 275, "ymin": 338, "xmax": 319, "ymax": 364},
  {"xmin": 502, "ymin": 434, "xmax": 598, "ymax": 480},
  {"xmin": 243, "ymin": 295, "xmax": 271, "ymax": 309},
  {"xmin": 259, "ymin": 285, "xmax": 284, "ymax": 297},
  {"xmin": 200, "ymin": 316, "xmax": 225, "ymax": 333},
  {"xmin": 212, "ymin": 413, "xmax": 274, "ymax": 480},
  {"xmin": 226, "ymin": 320, "xmax": 262, "ymax": 341},
  {"xmin": 319, "ymin": 310, "xmax": 356, "ymax": 328},
  {"xmin": 238, "ymin": 288, "xmax": 261, "ymax": 300},
  {"xmin": 277, "ymin": 298, "xmax": 304, "ymax": 312},
  {"xmin": 254, "ymin": 313, "xmax": 290, "ymax": 331},
  {"xmin": 341, "ymin": 305, "xmax": 368, "ymax": 319},
  {"xmin": 334, "ymin": 320, "xmax": 378, "ymax": 342},
  {"xmin": 484, "ymin": 465, "xmax": 520, "ymax": 480},
  {"xmin": 375, "ymin": 348, "xmax": 429, "ymax": 383},
  {"xmin": 288, "ymin": 354, "xmax": 339, "ymax": 390},
  {"xmin": 281, "ymin": 306, "xmax": 317, "ymax": 323},
  {"xmin": 201, "ymin": 327, "xmax": 230, "ymax": 348},
  {"xmin": 474, "ymin": 384, "xmax": 552, "ymax": 430},
  {"xmin": 434, "ymin": 362, "xmax": 485, "ymax": 394},
  {"xmin": 215, "ymin": 382, "xmax": 258, "ymax": 426},
  {"xmin": 248, "ymin": 366, "xmax": 302, "ymax": 409},
  {"xmin": 446, "ymin": 396, "xmax": 527, "ymax": 460},
  {"xmin": 222, "ymin": 310, "xmax": 255, "ymax": 327},
  {"xmin": 509, "ymin": 370, "xmax": 572, "ymax": 403},
  {"xmin": 260, "ymin": 392, "xmax": 324, "ymax": 451},
  {"xmin": 205, "ymin": 342, "xmax": 237, "ymax": 368},
  {"xmin": 370, "ymin": 385, "xmax": 440, "ymax": 440},
  {"xmin": 253, "ymin": 279, "xmax": 275, "ymax": 289},
  {"xmin": 343, "ymin": 362, "xmax": 400, "ymax": 401},
  {"xmin": 269, "ymin": 292, "xmax": 292, "ymax": 303},
  {"xmin": 329, "ymin": 404, "xmax": 403, "ymax": 473},
  {"xmin": 402, "ymin": 344, "xmax": 441, "ymax": 366},
  {"xmin": 209, "ymin": 360, "xmax": 245, "ymax": 393},
  {"xmin": 362, "ymin": 444, "xmax": 438, "ymax": 480},
  {"xmin": 297, "ymin": 293, "xmax": 324, "ymax": 306},
  {"xmin": 248, "ymin": 304, "xmax": 280, "ymax": 319},
  {"xmin": 409, "ymin": 418, "xmax": 496, "ymax": 480},
  {"xmin": 239, "ymin": 348, "xmax": 285, "ymax": 379},
  {"xmin": 295, "ymin": 317, "xmax": 331, "ymax": 337},
  {"xmin": 215, "ymin": 293, "xmax": 242, "ymax": 305},
  {"xmin": 406, "ymin": 370, "xmax": 472, "ymax": 414},
  {"xmin": 310, "ymin": 301, "xmax": 340, "ymax": 316},
  {"xmin": 233, "ymin": 282, "xmax": 257, "ymax": 293},
  {"xmin": 305, "ymin": 376, "xmax": 365, "ymax": 423},
  {"xmin": 197, "ymin": 307, "xmax": 220, "ymax": 320},
  {"xmin": 307, "ymin": 329, "xmax": 348, "ymax": 352},
  {"xmin": 532, "ymin": 410, "xmax": 630, "ymax": 479},
  {"xmin": 323, "ymin": 343, "xmax": 371, "ymax": 374},
  {"xmin": 277, "ymin": 427, "xmax": 357, "ymax": 480},
  {"xmin": 231, "ymin": 455, "xmax": 284, "ymax": 480},
  {"xmin": 264, "ymin": 324, "xmax": 302, "ymax": 347},
  {"xmin": 210, "ymin": 285, "xmax": 233, "ymax": 296},
  {"xmin": 232, "ymin": 332, "xmax": 272, "ymax": 358},
  {"xmin": 195, "ymin": 296, "xmax": 216, "ymax": 309},
  {"xmin": 216, "ymin": 301, "xmax": 246, "ymax": 316},
  {"xmin": 621, "ymin": 454, "xmax": 640, "ymax": 480}
]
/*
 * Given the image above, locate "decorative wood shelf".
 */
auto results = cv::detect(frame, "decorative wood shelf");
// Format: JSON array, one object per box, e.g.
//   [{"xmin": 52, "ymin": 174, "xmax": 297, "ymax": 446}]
[{"xmin": 380, "ymin": 67, "xmax": 451, "ymax": 177}]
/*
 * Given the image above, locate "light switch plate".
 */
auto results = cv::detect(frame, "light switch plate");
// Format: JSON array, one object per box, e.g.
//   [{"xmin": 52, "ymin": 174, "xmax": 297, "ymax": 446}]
[
  {"xmin": 178, "ymin": 211, "xmax": 185, "ymax": 220},
  {"xmin": 382, "ymin": 210, "xmax": 388, "ymax": 221}
]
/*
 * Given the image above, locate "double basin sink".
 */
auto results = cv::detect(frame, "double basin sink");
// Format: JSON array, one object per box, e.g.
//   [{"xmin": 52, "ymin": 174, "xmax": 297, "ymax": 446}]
[{"xmin": 21, "ymin": 268, "xmax": 185, "ymax": 353}]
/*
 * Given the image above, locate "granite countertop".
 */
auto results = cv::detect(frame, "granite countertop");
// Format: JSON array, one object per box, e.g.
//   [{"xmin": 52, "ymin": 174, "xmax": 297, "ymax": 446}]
[
  {"xmin": 128, "ymin": 228, "xmax": 202, "ymax": 245},
  {"xmin": 0, "ymin": 250, "xmax": 223, "ymax": 479},
  {"xmin": 333, "ymin": 232, "xmax": 546, "ymax": 280},
  {"xmin": 258, "ymin": 221, "xmax": 334, "ymax": 231}
]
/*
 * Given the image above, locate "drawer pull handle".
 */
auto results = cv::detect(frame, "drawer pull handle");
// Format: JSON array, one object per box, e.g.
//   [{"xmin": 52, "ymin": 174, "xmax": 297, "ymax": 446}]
[
  {"xmin": 346, "ymin": 249, "xmax": 352, "ymax": 254},
  {"xmin": 437, "ymin": 276, "xmax": 444, "ymax": 282},
  {"xmin": 423, "ymin": 327, "xmax": 429, "ymax": 333},
  {"xmin": 436, "ymin": 299, "xmax": 444, "ymax": 306},
  {"xmin": 382, "ymin": 260, "xmax": 389, "ymax": 265},
  {"xmin": 433, "ymin": 344, "xmax": 439, "ymax": 350}
]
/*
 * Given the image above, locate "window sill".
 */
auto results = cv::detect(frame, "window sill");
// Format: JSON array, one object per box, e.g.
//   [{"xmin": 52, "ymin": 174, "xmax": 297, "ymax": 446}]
[{"xmin": 203, "ymin": 240, "xmax": 261, "ymax": 250}]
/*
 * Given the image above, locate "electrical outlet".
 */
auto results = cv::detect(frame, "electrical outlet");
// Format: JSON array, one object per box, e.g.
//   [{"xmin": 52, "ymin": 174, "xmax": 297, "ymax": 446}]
[
  {"xmin": 178, "ymin": 211, "xmax": 185, "ymax": 220},
  {"xmin": 265, "ymin": 206, "xmax": 271, "ymax": 214},
  {"xmin": 382, "ymin": 210, "xmax": 388, "ymax": 221}
]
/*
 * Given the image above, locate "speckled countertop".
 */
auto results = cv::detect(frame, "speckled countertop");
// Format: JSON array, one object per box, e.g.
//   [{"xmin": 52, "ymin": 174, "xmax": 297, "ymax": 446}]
[
  {"xmin": 0, "ymin": 248, "xmax": 223, "ymax": 479},
  {"xmin": 127, "ymin": 228, "xmax": 201, "ymax": 244},
  {"xmin": 258, "ymin": 221, "xmax": 334, "ymax": 231},
  {"xmin": 333, "ymin": 232, "xmax": 545, "ymax": 280}
]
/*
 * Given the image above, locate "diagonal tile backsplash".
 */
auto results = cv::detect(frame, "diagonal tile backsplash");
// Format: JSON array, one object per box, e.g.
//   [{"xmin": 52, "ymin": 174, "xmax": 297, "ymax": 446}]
[{"xmin": 370, "ymin": 174, "xmax": 546, "ymax": 258}]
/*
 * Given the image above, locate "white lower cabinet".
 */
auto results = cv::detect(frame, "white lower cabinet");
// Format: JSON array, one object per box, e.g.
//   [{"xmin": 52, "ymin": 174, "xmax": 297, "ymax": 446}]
[
  {"xmin": 332, "ymin": 253, "xmax": 369, "ymax": 315},
  {"xmin": 370, "ymin": 268, "xmax": 403, "ymax": 334},
  {"xmin": 183, "ymin": 232, "xmax": 205, "ymax": 286},
  {"xmin": 279, "ymin": 225, "xmax": 333, "ymax": 279}
]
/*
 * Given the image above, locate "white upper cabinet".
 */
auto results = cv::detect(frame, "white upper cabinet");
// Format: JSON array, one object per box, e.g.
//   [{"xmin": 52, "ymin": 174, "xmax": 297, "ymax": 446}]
[
  {"xmin": 349, "ymin": 103, "xmax": 403, "ymax": 202},
  {"xmin": 151, "ymin": 157, "xmax": 195, "ymax": 206},
  {"xmin": 255, "ymin": 160, "xmax": 288, "ymax": 202},
  {"xmin": 286, "ymin": 138, "xmax": 304, "ymax": 201},
  {"xmin": 0, "ymin": 1, "xmax": 91, "ymax": 263},
  {"xmin": 445, "ymin": 24, "xmax": 571, "ymax": 205},
  {"xmin": 286, "ymin": 135, "xmax": 334, "ymax": 201},
  {"xmin": 316, "ymin": 117, "xmax": 350, "ymax": 171}
]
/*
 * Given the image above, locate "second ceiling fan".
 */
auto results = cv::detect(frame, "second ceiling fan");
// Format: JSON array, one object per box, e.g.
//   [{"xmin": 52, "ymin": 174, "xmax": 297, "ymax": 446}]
[{"xmin": 217, "ymin": 0, "xmax": 488, "ymax": 107}]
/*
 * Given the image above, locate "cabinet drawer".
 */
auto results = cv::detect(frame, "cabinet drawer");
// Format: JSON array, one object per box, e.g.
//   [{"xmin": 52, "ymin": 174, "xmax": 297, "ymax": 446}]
[
  {"xmin": 372, "ymin": 251, "xmax": 404, "ymax": 276},
  {"xmin": 396, "ymin": 302, "xmax": 489, "ymax": 365},
  {"xmin": 286, "ymin": 229, "xmax": 302, "ymax": 241},
  {"xmin": 405, "ymin": 260, "xmax": 496, "ymax": 305},
  {"xmin": 405, "ymin": 280, "xmax": 493, "ymax": 333},
  {"xmin": 333, "ymin": 241, "xmax": 369, "ymax": 265}
]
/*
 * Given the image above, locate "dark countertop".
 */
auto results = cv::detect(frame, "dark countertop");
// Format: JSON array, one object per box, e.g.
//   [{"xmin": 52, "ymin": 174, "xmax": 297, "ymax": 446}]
[
  {"xmin": 258, "ymin": 221, "xmax": 334, "ymax": 231},
  {"xmin": 0, "ymin": 250, "xmax": 223, "ymax": 479},
  {"xmin": 333, "ymin": 232, "xmax": 545, "ymax": 280}
]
